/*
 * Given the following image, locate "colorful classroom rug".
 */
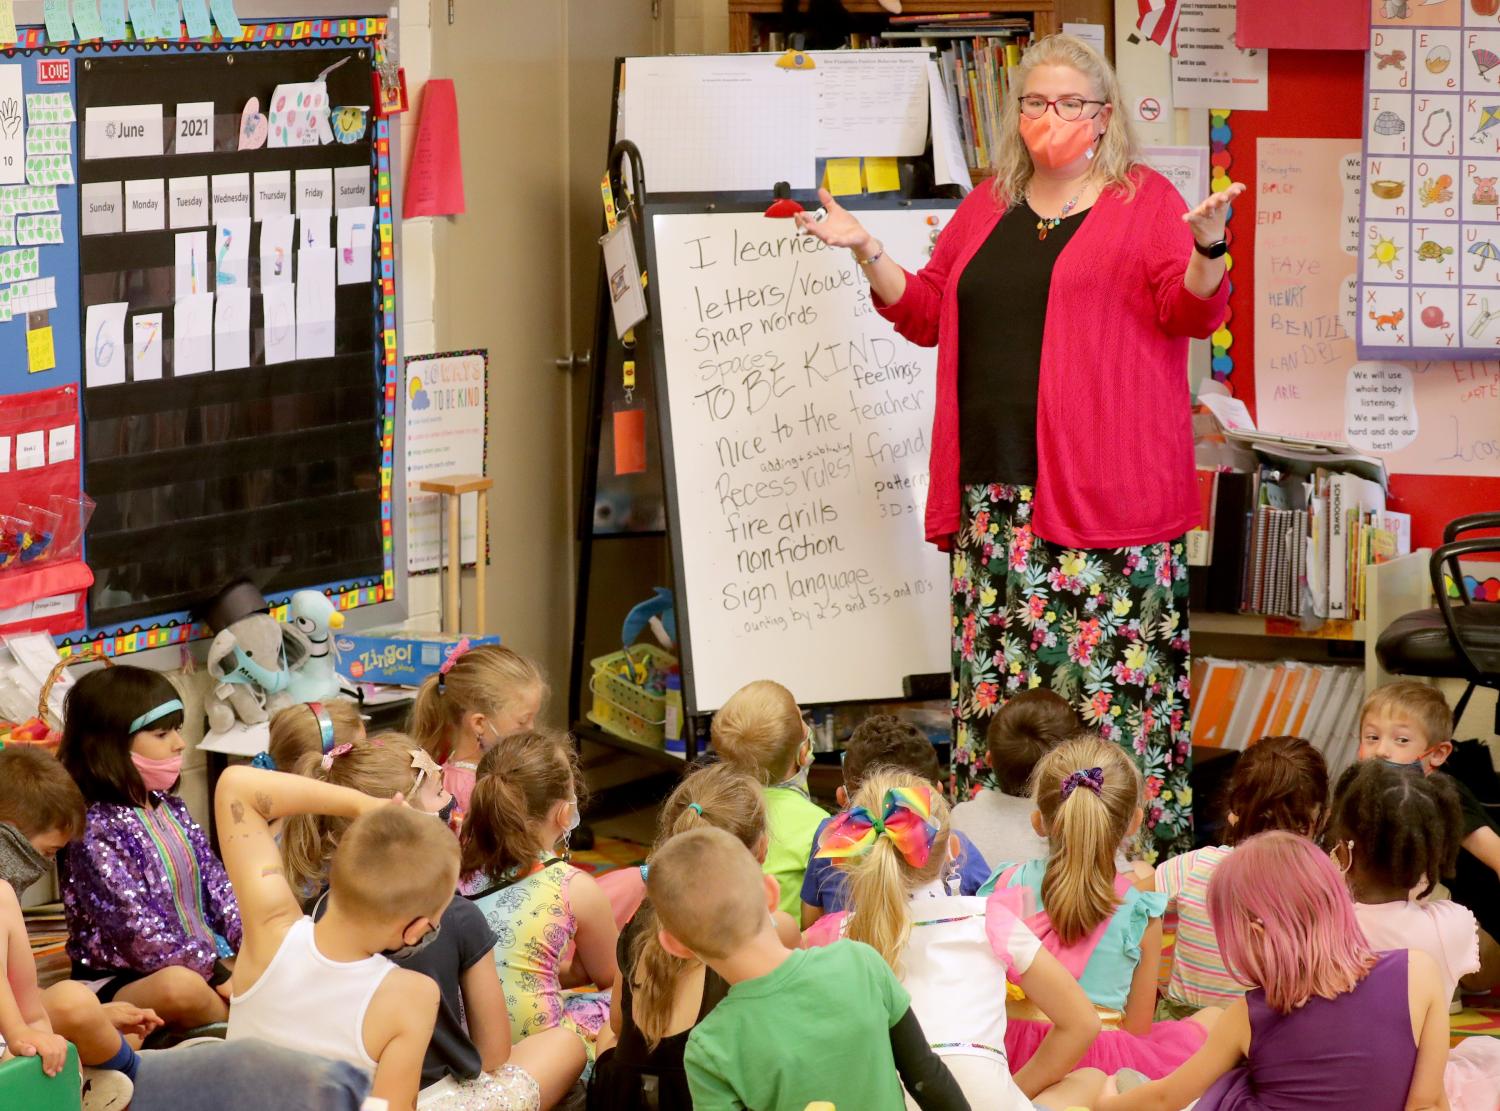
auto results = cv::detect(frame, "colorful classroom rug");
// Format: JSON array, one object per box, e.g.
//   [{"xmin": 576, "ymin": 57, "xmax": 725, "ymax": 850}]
[{"xmin": 572, "ymin": 835, "xmax": 649, "ymax": 877}]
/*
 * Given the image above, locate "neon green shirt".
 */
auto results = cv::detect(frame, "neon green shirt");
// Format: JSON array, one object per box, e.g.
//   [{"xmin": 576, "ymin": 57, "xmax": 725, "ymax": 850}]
[
  {"xmin": 685, "ymin": 941, "xmax": 912, "ymax": 1111},
  {"xmin": 762, "ymin": 784, "xmax": 827, "ymax": 915}
]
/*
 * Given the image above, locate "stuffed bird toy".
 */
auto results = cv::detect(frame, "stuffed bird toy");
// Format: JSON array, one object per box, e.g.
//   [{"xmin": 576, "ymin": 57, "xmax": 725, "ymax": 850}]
[{"xmin": 283, "ymin": 589, "xmax": 345, "ymax": 703}]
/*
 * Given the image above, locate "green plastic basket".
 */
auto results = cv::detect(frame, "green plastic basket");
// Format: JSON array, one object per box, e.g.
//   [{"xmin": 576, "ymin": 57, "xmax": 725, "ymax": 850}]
[{"xmin": 587, "ymin": 645, "xmax": 676, "ymax": 746}]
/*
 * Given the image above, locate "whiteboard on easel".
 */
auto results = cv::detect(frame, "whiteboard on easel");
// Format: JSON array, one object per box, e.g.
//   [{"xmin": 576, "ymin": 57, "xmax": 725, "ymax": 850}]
[{"xmin": 645, "ymin": 205, "xmax": 954, "ymax": 712}]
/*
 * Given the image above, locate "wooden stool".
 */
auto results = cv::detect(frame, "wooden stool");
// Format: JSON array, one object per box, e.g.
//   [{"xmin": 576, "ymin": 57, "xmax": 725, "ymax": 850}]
[{"xmin": 418, "ymin": 473, "xmax": 493, "ymax": 635}]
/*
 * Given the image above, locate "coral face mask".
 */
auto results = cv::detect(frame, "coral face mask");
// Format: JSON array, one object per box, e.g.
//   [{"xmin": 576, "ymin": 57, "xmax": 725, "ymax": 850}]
[{"xmin": 1019, "ymin": 113, "xmax": 1099, "ymax": 171}]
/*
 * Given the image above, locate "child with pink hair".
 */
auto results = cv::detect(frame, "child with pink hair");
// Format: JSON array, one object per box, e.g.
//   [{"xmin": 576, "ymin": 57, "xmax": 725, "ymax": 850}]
[{"xmin": 1096, "ymin": 831, "xmax": 1452, "ymax": 1111}]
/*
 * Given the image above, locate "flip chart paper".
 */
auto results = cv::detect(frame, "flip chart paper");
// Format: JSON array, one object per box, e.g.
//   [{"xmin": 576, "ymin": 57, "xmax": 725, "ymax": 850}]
[
  {"xmin": 295, "ymin": 247, "xmax": 335, "ymax": 359},
  {"xmin": 84, "ymin": 301, "xmax": 128, "ymax": 386},
  {"xmin": 258, "ymin": 213, "xmax": 294, "ymax": 286},
  {"xmin": 262, "ymin": 282, "xmax": 296, "ymax": 365},
  {"xmin": 132, "ymin": 312, "xmax": 163, "ymax": 380},
  {"xmin": 174, "ymin": 292, "xmax": 214, "ymax": 375}
]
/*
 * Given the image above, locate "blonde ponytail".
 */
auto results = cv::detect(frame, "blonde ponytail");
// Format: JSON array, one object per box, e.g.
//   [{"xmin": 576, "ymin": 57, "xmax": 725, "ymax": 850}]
[
  {"xmin": 838, "ymin": 770, "xmax": 949, "ymax": 976},
  {"xmin": 279, "ymin": 733, "xmax": 421, "ymax": 899},
  {"xmin": 407, "ymin": 645, "xmax": 548, "ymax": 763},
  {"xmin": 1031, "ymin": 735, "xmax": 1142, "ymax": 944},
  {"xmin": 630, "ymin": 762, "xmax": 768, "ymax": 1047}
]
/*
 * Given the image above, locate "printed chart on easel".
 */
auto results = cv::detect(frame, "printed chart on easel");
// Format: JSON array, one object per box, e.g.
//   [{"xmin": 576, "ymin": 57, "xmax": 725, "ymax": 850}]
[{"xmin": 1358, "ymin": 0, "xmax": 1500, "ymax": 356}]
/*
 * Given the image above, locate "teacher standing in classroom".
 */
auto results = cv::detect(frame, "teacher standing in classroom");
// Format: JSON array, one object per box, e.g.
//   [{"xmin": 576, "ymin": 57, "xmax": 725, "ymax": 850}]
[{"xmin": 797, "ymin": 33, "xmax": 1241, "ymax": 858}]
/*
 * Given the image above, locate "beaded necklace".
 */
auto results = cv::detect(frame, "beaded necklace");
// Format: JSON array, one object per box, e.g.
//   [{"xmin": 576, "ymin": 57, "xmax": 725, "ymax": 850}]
[{"xmin": 1028, "ymin": 190, "xmax": 1083, "ymax": 240}]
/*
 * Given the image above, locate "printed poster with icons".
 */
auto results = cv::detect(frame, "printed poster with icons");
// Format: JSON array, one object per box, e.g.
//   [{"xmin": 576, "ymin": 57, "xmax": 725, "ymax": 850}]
[{"xmin": 1359, "ymin": 0, "xmax": 1500, "ymax": 355}]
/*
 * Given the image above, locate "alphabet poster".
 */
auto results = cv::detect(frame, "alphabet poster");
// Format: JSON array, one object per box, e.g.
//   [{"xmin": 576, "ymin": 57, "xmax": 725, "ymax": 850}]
[{"xmin": 1359, "ymin": 0, "xmax": 1500, "ymax": 356}]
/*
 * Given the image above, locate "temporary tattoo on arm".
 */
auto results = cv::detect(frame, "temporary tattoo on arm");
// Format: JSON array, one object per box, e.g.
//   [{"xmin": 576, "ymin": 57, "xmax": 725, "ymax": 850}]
[
  {"xmin": 252, "ymin": 792, "xmax": 273, "ymax": 820},
  {"xmin": 230, "ymin": 800, "xmax": 245, "ymax": 825},
  {"xmin": 260, "ymin": 866, "xmax": 283, "ymax": 878}
]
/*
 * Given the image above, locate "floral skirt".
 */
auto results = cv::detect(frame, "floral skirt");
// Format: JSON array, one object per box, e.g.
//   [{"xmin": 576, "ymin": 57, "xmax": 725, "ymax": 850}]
[{"xmin": 950, "ymin": 483, "xmax": 1194, "ymax": 859}]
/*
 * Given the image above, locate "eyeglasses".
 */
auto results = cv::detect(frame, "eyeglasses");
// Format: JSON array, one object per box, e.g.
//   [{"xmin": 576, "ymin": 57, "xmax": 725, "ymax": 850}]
[{"xmin": 1017, "ymin": 95, "xmax": 1106, "ymax": 121}]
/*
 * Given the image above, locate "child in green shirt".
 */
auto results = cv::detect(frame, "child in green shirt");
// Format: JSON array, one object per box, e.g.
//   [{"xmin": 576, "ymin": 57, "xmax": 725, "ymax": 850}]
[
  {"xmin": 710, "ymin": 680, "xmax": 828, "ymax": 915},
  {"xmin": 649, "ymin": 825, "xmax": 970, "ymax": 1111}
]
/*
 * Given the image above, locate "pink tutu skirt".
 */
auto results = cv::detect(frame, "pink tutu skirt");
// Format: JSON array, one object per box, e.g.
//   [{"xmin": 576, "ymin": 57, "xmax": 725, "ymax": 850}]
[
  {"xmin": 1005, "ymin": 1016, "xmax": 1208, "ymax": 1080},
  {"xmin": 1445, "ymin": 1037, "xmax": 1500, "ymax": 1111}
]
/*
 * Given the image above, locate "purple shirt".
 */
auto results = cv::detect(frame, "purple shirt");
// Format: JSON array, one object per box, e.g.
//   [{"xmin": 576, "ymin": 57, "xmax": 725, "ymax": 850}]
[{"xmin": 61, "ymin": 796, "xmax": 242, "ymax": 979}]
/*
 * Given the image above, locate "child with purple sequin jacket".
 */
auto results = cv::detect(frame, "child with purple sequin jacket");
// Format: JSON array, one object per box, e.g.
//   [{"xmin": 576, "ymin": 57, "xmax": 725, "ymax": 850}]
[{"xmin": 57, "ymin": 667, "xmax": 240, "ymax": 1026}]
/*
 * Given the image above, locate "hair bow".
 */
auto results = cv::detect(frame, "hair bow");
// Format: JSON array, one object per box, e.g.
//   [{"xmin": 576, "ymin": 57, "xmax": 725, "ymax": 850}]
[
  {"xmin": 815, "ymin": 785, "xmax": 939, "ymax": 868},
  {"xmin": 321, "ymin": 742, "xmax": 353, "ymax": 771},
  {"xmin": 436, "ymin": 638, "xmax": 471, "ymax": 693},
  {"xmin": 1060, "ymin": 766, "xmax": 1104, "ymax": 801}
]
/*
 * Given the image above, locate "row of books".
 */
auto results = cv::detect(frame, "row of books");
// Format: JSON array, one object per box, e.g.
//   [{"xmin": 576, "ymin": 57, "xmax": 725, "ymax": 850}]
[
  {"xmin": 1189, "ymin": 465, "xmax": 1409, "ymax": 623},
  {"xmin": 23, "ymin": 901, "xmax": 71, "ymax": 988},
  {"xmin": 1191, "ymin": 658, "xmax": 1366, "ymax": 778}
]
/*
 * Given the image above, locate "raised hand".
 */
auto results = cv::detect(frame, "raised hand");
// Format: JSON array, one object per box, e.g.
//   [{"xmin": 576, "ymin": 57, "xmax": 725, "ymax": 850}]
[
  {"xmin": 1183, "ymin": 181, "xmax": 1246, "ymax": 246},
  {"xmin": 794, "ymin": 188, "xmax": 876, "ymax": 253}
]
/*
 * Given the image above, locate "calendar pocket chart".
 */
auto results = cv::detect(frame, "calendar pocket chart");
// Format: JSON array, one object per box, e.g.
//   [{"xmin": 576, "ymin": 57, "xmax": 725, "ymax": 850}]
[{"xmin": 1360, "ymin": 1, "xmax": 1500, "ymax": 355}]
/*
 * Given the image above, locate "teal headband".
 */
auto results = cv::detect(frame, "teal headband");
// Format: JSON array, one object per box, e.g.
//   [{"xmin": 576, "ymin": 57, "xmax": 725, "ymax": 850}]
[{"xmin": 129, "ymin": 699, "xmax": 184, "ymax": 735}]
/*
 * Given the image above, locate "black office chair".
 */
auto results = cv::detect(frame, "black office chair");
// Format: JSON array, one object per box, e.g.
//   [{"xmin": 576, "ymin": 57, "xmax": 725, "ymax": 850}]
[{"xmin": 1375, "ymin": 512, "xmax": 1500, "ymax": 732}]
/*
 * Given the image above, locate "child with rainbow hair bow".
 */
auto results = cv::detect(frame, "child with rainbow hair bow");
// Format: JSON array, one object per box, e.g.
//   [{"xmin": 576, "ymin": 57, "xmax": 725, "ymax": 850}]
[
  {"xmin": 806, "ymin": 769, "xmax": 1105, "ymax": 1111},
  {"xmin": 979, "ymin": 736, "xmax": 1219, "ymax": 1082}
]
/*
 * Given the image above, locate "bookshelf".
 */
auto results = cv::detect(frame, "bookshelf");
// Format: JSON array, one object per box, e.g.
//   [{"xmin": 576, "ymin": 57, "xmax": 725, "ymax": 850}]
[{"xmin": 727, "ymin": 1, "xmax": 1113, "ymax": 56}]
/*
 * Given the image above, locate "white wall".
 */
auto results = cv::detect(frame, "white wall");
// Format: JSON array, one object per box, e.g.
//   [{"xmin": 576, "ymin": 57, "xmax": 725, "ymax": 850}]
[{"xmin": 395, "ymin": 0, "xmax": 444, "ymax": 629}]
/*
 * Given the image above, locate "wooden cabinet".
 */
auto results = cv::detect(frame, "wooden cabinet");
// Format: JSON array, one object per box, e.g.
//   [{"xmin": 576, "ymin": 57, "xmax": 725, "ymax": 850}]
[{"xmin": 728, "ymin": 0, "xmax": 1114, "ymax": 56}]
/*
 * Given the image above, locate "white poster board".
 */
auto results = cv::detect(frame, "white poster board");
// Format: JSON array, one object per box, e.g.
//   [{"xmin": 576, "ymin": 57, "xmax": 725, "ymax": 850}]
[
  {"xmin": 647, "ymin": 207, "xmax": 953, "ymax": 712},
  {"xmin": 404, "ymin": 351, "xmax": 487, "ymax": 574}
]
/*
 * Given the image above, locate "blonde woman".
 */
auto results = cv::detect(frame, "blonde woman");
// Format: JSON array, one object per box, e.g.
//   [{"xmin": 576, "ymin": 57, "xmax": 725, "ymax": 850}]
[{"xmin": 797, "ymin": 34, "xmax": 1243, "ymax": 856}]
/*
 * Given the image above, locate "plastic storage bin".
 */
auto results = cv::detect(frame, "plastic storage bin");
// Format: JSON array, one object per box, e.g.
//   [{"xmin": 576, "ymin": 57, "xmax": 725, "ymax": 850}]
[{"xmin": 587, "ymin": 645, "xmax": 676, "ymax": 746}]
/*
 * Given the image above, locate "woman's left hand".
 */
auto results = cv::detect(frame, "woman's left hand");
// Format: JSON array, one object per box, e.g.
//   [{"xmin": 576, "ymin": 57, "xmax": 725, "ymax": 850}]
[{"xmin": 1183, "ymin": 181, "xmax": 1246, "ymax": 246}]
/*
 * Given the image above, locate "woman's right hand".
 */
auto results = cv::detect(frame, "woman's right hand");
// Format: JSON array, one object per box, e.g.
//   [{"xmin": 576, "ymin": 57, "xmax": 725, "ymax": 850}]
[{"xmin": 794, "ymin": 188, "xmax": 874, "ymax": 253}]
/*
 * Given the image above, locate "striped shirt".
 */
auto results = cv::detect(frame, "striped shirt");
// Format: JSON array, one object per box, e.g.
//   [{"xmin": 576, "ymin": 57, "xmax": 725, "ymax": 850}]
[
  {"xmin": 1154, "ymin": 845, "xmax": 1244, "ymax": 1008},
  {"xmin": 137, "ymin": 803, "xmax": 217, "ymax": 950}
]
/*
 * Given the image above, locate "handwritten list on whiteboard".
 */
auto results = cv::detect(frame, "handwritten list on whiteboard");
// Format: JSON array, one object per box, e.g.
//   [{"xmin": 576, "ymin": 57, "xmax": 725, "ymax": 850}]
[
  {"xmin": 649, "ymin": 208, "xmax": 952, "ymax": 711},
  {"xmin": 1255, "ymin": 137, "xmax": 1500, "ymax": 477}
]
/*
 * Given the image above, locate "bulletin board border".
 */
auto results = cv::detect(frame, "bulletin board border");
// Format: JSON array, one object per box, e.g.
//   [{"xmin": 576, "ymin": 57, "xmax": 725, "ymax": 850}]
[
  {"xmin": 48, "ymin": 20, "xmax": 400, "ymax": 659},
  {"xmin": 1211, "ymin": 109, "xmax": 1237, "ymax": 381}
]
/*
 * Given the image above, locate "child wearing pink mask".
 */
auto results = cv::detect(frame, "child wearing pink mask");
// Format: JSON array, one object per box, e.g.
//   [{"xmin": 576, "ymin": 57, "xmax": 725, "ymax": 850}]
[{"xmin": 57, "ymin": 665, "xmax": 240, "ymax": 1032}]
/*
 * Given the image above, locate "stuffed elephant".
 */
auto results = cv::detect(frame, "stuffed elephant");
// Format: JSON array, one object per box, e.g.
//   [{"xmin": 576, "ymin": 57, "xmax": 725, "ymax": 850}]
[{"xmin": 205, "ymin": 611, "xmax": 304, "ymax": 732}]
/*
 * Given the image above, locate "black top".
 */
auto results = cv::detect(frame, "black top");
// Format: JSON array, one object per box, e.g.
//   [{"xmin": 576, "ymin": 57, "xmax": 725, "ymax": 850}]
[
  {"xmin": 1442, "ymin": 771, "xmax": 1500, "ymax": 939},
  {"xmin": 586, "ymin": 902, "xmax": 729, "ymax": 1111},
  {"xmin": 396, "ymin": 895, "xmax": 499, "ymax": 1087},
  {"xmin": 955, "ymin": 201, "xmax": 1088, "ymax": 486}
]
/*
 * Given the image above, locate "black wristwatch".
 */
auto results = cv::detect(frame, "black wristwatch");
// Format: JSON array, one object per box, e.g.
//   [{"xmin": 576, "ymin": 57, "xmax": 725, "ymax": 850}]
[{"xmin": 1194, "ymin": 237, "xmax": 1229, "ymax": 259}]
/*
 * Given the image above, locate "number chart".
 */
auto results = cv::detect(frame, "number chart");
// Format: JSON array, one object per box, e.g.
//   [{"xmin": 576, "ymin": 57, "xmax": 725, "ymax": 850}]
[{"xmin": 1359, "ymin": 0, "xmax": 1500, "ymax": 356}]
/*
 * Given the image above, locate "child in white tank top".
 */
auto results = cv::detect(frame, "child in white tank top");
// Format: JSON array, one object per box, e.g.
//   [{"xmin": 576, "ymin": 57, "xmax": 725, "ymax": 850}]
[{"xmin": 215, "ymin": 765, "xmax": 459, "ymax": 1110}]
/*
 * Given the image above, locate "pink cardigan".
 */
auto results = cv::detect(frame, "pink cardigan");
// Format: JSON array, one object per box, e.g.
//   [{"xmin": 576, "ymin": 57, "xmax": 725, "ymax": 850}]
[{"xmin": 876, "ymin": 167, "xmax": 1229, "ymax": 551}]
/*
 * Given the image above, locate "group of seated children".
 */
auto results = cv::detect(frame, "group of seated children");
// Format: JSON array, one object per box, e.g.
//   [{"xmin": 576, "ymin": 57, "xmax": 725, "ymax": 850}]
[{"xmin": 0, "ymin": 645, "xmax": 1498, "ymax": 1111}]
